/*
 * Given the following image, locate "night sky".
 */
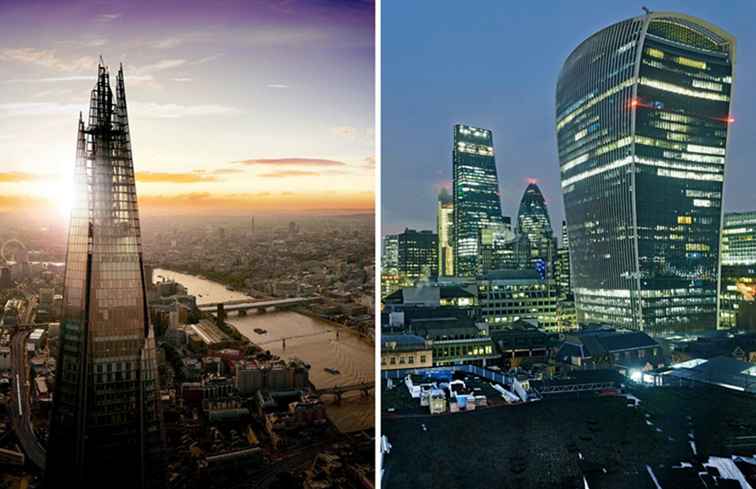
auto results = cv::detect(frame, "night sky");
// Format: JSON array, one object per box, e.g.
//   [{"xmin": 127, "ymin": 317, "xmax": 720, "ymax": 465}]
[{"xmin": 381, "ymin": 1, "xmax": 756, "ymax": 236}]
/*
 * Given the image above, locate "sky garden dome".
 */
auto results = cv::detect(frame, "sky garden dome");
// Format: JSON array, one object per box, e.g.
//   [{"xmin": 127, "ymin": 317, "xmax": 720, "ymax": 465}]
[{"xmin": 555, "ymin": 11, "xmax": 735, "ymax": 333}]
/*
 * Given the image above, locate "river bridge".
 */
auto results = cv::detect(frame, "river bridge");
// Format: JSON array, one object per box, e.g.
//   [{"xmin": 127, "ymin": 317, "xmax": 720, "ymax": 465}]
[{"xmin": 198, "ymin": 297, "xmax": 321, "ymax": 320}]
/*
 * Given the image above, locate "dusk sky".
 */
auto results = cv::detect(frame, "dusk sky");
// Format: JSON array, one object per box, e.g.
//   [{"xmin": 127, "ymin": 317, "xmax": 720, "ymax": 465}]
[
  {"xmin": 382, "ymin": 1, "xmax": 756, "ymax": 236},
  {"xmin": 0, "ymin": 0, "xmax": 374, "ymax": 217}
]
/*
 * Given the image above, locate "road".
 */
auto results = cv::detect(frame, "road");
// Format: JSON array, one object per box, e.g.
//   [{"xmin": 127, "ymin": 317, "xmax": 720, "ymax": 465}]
[{"xmin": 9, "ymin": 328, "xmax": 47, "ymax": 470}]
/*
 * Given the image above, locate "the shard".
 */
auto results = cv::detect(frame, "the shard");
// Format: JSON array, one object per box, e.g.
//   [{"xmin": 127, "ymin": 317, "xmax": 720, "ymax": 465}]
[{"xmin": 47, "ymin": 61, "xmax": 165, "ymax": 488}]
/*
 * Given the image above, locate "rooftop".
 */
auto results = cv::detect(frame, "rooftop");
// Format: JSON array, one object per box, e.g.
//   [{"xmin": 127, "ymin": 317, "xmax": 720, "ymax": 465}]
[{"xmin": 382, "ymin": 386, "xmax": 756, "ymax": 489}]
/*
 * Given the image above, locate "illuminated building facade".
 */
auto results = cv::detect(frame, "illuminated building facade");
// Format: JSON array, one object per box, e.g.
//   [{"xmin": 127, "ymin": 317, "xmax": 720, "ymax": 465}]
[
  {"xmin": 556, "ymin": 221, "xmax": 572, "ymax": 299},
  {"xmin": 396, "ymin": 228, "xmax": 438, "ymax": 283},
  {"xmin": 381, "ymin": 233, "xmax": 402, "ymax": 297},
  {"xmin": 516, "ymin": 182, "xmax": 557, "ymax": 278},
  {"xmin": 720, "ymin": 212, "xmax": 756, "ymax": 328},
  {"xmin": 556, "ymin": 12, "xmax": 735, "ymax": 332},
  {"xmin": 452, "ymin": 124, "xmax": 505, "ymax": 277},
  {"xmin": 477, "ymin": 270, "xmax": 559, "ymax": 332},
  {"xmin": 47, "ymin": 63, "xmax": 165, "ymax": 488},
  {"xmin": 437, "ymin": 190, "xmax": 454, "ymax": 276}
]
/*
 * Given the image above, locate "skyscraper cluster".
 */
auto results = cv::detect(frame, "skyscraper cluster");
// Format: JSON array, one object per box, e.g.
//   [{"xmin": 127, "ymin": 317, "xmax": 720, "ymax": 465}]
[{"xmin": 383, "ymin": 11, "xmax": 749, "ymax": 337}]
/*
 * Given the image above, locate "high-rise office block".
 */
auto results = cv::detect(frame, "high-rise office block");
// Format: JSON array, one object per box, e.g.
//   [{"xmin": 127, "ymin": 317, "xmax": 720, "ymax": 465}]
[
  {"xmin": 452, "ymin": 124, "xmax": 504, "ymax": 277},
  {"xmin": 516, "ymin": 182, "xmax": 556, "ymax": 278},
  {"xmin": 47, "ymin": 62, "xmax": 165, "ymax": 488},
  {"xmin": 720, "ymin": 211, "xmax": 756, "ymax": 328},
  {"xmin": 556, "ymin": 12, "xmax": 735, "ymax": 332},
  {"xmin": 556, "ymin": 220, "xmax": 572, "ymax": 299},
  {"xmin": 397, "ymin": 228, "xmax": 438, "ymax": 283},
  {"xmin": 381, "ymin": 233, "xmax": 401, "ymax": 297},
  {"xmin": 437, "ymin": 189, "xmax": 454, "ymax": 276},
  {"xmin": 478, "ymin": 223, "xmax": 527, "ymax": 274}
]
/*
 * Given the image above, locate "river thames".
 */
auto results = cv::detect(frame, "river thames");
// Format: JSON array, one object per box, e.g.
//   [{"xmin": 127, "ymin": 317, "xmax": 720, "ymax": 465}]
[{"xmin": 153, "ymin": 269, "xmax": 374, "ymax": 433}]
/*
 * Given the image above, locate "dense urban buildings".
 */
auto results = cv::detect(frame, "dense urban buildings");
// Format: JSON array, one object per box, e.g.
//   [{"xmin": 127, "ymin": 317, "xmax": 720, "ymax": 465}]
[
  {"xmin": 556, "ymin": 12, "xmax": 735, "ymax": 333},
  {"xmin": 436, "ymin": 189, "xmax": 454, "ymax": 277},
  {"xmin": 47, "ymin": 63, "xmax": 165, "ymax": 488},
  {"xmin": 515, "ymin": 181, "xmax": 557, "ymax": 278},
  {"xmin": 720, "ymin": 211, "xmax": 756, "ymax": 328},
  {"xmin": 452, "ymin": 124, "xmax": 506, "ymax": 277}
]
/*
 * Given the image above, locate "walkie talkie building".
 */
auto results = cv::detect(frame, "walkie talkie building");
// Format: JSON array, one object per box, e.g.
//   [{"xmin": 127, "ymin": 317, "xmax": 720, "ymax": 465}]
[
  {"xmin": 47, "ymin": 62, "xmax": 165, "ymax": 487},
  {"xmin": 556, "ymin": 12, "xmax": 735, "ymax": 333}
]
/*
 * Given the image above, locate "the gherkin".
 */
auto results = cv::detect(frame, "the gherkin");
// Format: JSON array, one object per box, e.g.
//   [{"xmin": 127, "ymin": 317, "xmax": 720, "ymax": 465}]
[
  {"xmin": 516, "ymin": 182, "xmax": 556, "ymax": 278},
  {"xmin": 47, "ymin": 61, "xmax": 165, "ymax": 488}
]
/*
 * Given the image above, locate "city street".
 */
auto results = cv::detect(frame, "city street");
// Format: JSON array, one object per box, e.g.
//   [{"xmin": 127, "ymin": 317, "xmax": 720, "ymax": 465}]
[{"xmin": 9, "ymin": 328, "xmax": 46, "ymax": 470}]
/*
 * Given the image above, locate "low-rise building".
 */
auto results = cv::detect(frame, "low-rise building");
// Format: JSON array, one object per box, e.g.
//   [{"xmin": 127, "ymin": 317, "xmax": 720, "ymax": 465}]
[
  {"xmin": 556, "ymin": 329, "xmax": 664, "ymax": 375},
  {"xmin": 381, "ymin": 335, "xmax": 432, "ymax": 370},
  {"xmin": 490, "ymin": 320, "xmax": 553, "ymax": 369}
]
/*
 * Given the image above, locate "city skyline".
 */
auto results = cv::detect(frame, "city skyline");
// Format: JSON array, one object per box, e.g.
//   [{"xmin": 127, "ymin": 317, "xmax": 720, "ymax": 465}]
[
  {"xmin": 382, "ymin": 1, "xmax": 756, "ymax": 236},
  {"xmin": 0, "ymin": 0, "xmax": 375, "ymax": 217}
]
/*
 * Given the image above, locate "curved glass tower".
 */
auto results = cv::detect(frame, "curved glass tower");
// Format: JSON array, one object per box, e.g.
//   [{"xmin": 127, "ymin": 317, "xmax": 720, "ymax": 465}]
[
  {"xmin": 516, "ymin": 182, "xmax": 556, "ymax": 277},
  {"xmin": 47, "ymin": 62, "xmax": 165, "ymax": 487},
  {"xmin": 556, "ymin": 12, "xmax": 735, "ymax": 332}
]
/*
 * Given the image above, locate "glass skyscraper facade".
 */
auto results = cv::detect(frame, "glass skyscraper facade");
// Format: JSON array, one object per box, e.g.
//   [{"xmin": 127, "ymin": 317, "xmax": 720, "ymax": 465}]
[
  {"xmin": 556, "ymin": 12, "xmax": 735, "ymax": 332},
  {"xmin": 437, "ymin": 190, "xmax": 454, "ymax": 276},
  {"xmin": 452, "ymin": 124, "xmax": 504, "ymax": 277},
  {"xmin": 47, "ymin": 63, "xmax": 165, "ymax": 487},
  {"xmin": 556, "ymin": 221, "xmax": 572, "ymax": 299},
  {"xmin": 720, "ymin": 211, "xmax": 756, "ymax": 328},
  {"xmin": 397, "ymin": 228, "xmax": 438, "ymax": 283},
  {"xmin": 516, "ymin": 182, "xmax": 557, "ymax": 278}
]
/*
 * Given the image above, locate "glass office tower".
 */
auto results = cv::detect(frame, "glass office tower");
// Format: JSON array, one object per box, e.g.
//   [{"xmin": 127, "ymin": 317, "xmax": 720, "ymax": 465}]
[
  {"xmin": 397, "ymin": 228, "xmax": 438, "ymax": 283},
  {"xmin": 720, "ymin": 212, "xmax": 756, "ymax": 328},
  {"xmin": 452, "ymin": 124, "xmax": 504, "ymax": 277},
  {"xmin": 437, "ymin": 189, "xmax": 454, "ymax": 276},
  {"xmin": 516, "ymin": 182, "xmax": 557, "ymax": 278},
  {"xmin": 47, "ymin": 62, "xmax": 165, "ymax": 487},
  {"xmin": 556, "ymin": 12, "xmax": 735, "ymax": 332}
]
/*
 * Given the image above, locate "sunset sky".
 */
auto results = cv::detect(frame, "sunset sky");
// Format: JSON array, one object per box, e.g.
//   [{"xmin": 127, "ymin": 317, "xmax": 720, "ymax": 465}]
[{"xmin": 0, "ymin": 0, "xmax": 375, "ymax": 217}]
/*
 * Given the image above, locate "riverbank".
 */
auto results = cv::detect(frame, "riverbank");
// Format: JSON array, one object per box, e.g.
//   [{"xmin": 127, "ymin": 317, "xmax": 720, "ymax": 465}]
[
  {"xmin": 294, "ymin": 307, "xmax": 374, "ymax": 346},
  {"xmin": 154, "ymin": 268, "xmax": 374, "ymax": 433}
]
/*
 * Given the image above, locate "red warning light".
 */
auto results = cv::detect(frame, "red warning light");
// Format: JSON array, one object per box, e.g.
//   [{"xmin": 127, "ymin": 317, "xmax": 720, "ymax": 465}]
[{"xmin": 527, "ymin": 177, "xmax": 538, "ymax": 185}]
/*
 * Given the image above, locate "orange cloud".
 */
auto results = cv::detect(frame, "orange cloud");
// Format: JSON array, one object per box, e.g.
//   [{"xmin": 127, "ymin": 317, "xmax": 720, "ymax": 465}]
[
  {"xmin": 212, "ymin": 168, "xmax": 245, "ymax": 175},
  {"xmin": 235, "ymin": 158, "xmax": 346, "ymax": 167},
  {"xmin": 0, "ymin": 190, "xmax": 373, "ymax": 216},
  {"xmin": 135, "ymin": 171, "xmax": 218, "ymax": 183},
  {"xmin": 0, "ymin": 172, "xmax": 49, "ymax": 182},
  {"xmin": 257, "ymin": 170, "xmax": 320, "ymax": 178},
  {"xmin": 138, "ymin": 191, "xmax": 374, "ymax": 215}
]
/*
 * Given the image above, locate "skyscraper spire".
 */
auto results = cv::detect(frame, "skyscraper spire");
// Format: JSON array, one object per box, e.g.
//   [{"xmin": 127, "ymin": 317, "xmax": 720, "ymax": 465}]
[{"xmin": 47, "ymin": 60, "xmax": 165, "ymax": 488}]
